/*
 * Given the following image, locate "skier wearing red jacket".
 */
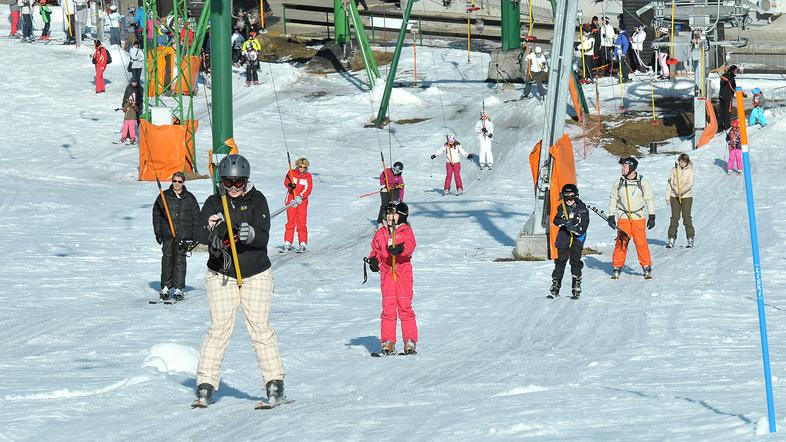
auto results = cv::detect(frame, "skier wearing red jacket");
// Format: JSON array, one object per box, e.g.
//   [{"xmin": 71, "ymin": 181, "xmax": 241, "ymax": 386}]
[
  {"xmin": 283, "ymin": 157, "xmax": 312, "ymax": 252},
  {"xmin": 91, "ymin": 40, "xmax": 110, "ymax": 93},
  {"xmin": 366, "ymin": 201, "xmax": 418, "ymax": 356}
]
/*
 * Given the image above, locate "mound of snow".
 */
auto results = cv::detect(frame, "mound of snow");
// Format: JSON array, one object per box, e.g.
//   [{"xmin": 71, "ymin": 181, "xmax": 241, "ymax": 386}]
[{"xmin": 143, "ymin": 343, "xmax": 199, "ymax": 374}]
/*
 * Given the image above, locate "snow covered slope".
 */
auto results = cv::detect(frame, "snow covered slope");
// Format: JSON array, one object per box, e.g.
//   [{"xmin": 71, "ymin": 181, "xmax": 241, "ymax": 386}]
[{"xmin": 1, "ymin": 36, "xmax": 785, "ymax": 441}]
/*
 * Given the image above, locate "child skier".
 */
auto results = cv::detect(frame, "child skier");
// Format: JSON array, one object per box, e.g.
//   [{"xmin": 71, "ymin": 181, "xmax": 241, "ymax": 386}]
[
  {"xmin": 430, "ymin": 134, "xmax": 475, "ymax": 196},
  {"xmin": 120, "ymin": 97, "xmax": 138, "ymax": 144},
  {"xmin": 366, "ymin": 201, "xmax": 418, "ymax": 356},
  {"xmin": 726, "ymin": 119, "xmax": 742, "ymax": 175},
  {"xmin": 244, "ymin": 46, "xmax": 260, "ymax": 86},
  {"xmin": 749, "ymin": 87, "xmax": 767, "ymax": 128},
  {"xmin": 475, "ymin": 111, "xmax": 495, "ymax": 170},
  {"xmin": 283, "ymin": 157, "xmax": 312, "ymax": 252},
  {"xmin": 376, "ymin": 161, "xmax": 404, "ymax": 227},
  {"xmin": 549, "ymin": 184, "xmax": 589, "ymax": 299},
  {"xmin": 39, "ymin": 0, "xmax": 52, "ymax": 41}
]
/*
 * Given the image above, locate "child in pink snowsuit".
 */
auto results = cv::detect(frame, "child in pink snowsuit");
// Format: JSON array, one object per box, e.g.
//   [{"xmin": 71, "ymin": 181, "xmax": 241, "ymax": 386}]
[
  {"xmin": 726, "ymin": 120, "xmax": 742, "ymax": 175},
  {"xmin": 120, "ymin": 98, "xmax": 138, "ymax": 144},
  {"xmin": 430, "ymin": 134, "xmax": 475, "ymax": 196},
  {"xmin": 367, "ymin": 201, "xmax": 418, "ymax": 356}
]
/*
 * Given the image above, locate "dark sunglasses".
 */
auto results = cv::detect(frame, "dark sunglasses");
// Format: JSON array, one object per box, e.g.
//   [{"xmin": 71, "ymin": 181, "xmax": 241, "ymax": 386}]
[
  {"xmin": 172, "ymin": 179, "xmax": 184, "ymax": 184},
  {"xmin": 222, "ymin": 178, "xmax": 247, "ymax": 188}
]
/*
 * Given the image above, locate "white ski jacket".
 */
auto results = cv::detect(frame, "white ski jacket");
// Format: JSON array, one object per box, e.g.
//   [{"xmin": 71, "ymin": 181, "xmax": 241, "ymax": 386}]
[
  {"xmin": 631, "ymin": 29, "xmax": 646, "ymax": 51},
  {"xmin": 601, "ymin": 24, "xmax": 616, "ymax": 47},
  {"xmin": 609, "ymin": 173, "xmax": 655, "ymax": 221},
  {"xmin": 475, "ymin": 119, "xmax": 494, "ymax": 148},
  {"xmin": 129, "ymin": 46, "xmax": 144, "ymax": 69},
  {"xmin": 434, "ymin": 142, "xmax": 469, "ymax": 164},
  {"xmin": 665, "ymin": 163, "xmax": 694, "ymax": 200}
]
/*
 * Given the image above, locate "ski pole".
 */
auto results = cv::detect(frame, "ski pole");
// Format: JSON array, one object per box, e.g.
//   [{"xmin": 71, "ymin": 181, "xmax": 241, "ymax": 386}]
[
  {"xmin": 356, "ymin": 189, "xmax": 382, "ymax": 199},
  {"xmin": 270, "ymin": 198, "xmax": 299, "ymax": 218},
  {"xmin": 586, "ymin": 204, "xmax": 628, "ymax": 240},
  {"xmin": 219, "ymin": 185, "xmax": 243, "ymax": 287}
]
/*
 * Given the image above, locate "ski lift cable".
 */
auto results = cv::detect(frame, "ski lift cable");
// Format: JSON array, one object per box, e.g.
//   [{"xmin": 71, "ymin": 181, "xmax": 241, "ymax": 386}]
[{"xmin": 420, "ymin": 0, "xmax": 451, "ymax": 139}]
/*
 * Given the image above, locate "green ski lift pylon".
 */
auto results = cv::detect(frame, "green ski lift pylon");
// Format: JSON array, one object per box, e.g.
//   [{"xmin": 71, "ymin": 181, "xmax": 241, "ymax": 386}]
[
  {"xmin": 500, "ymin": 0, "xmax": 521, "ymax": 51},
  {"xmin": 334, "ymin": 0, "xmax": 350, "ymax": 45},
  {"xmin": 347, "ymin": 0, "xmax": 380, "ymax": 86},
  {"xmin": 374, "ymin": 0, "xmax": 417, "ymax": 128}
]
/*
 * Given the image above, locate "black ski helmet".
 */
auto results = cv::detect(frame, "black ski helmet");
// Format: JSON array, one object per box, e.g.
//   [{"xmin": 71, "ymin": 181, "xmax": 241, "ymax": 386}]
[
  {"xmin": 619, "ymin": 156, "xmax": 638, "ymax": 171},
  {"xmin": 561, "ymin": 183, "xmax": 579, "ymax": 197},
  {"xmin": 385, "ymin": 200, "xmax": 409, "ymax": 224},
  {"xmin": 392, "ymin": 161, "xmax": 404, "ymax": 175},
  {"xmin": 219, "ymin": 154, "xmax": 251, "ymax": 178}
]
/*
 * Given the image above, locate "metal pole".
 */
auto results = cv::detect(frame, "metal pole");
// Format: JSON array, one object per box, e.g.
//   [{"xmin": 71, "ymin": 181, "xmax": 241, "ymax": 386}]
[
  {"xmin": 210, "ymin": 0, "xmax": 233, "ymax": 151},
  {"xmin": 374, "ymin": 0, "xmax": 415, "ymax": 127},
  {"xmin": 735, "ymin": 88, "xmax": 777, "ymax": 434}
]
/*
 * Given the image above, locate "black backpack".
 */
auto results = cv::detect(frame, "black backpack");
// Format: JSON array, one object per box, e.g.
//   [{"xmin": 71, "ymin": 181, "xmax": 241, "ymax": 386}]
[{"xmin": 106, "ymin": 49, "xmax": 113, "ymax": 64}]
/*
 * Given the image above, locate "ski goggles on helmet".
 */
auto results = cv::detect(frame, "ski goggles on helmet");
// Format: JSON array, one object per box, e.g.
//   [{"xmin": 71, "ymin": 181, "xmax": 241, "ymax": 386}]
[
  {"xmin": 222, "ymin": 177, "xmax": 247, "ymax": 189},
  {"xmin": 562, "ymin": 193, "xmax": 576, "ymax": 201}
]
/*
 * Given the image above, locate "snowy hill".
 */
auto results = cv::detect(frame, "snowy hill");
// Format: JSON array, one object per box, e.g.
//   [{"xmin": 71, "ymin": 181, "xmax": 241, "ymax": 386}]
[{"xmin": 1, "ymin": 31, "xmax": 786, "ymax": 440}]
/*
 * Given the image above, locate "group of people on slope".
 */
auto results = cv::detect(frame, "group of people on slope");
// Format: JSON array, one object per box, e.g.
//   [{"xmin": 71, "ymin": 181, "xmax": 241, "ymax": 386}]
[{"xmin": 548, "ymin": 154, "xmax": 696, "ymax": 298}]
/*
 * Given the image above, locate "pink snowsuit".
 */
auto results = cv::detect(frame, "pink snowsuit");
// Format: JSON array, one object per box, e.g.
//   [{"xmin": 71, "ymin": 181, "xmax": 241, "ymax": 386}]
[
  {"xmin": 727, "ymin": 128, "xmax": 742, "ymax": 173},
  {"xmin": 368, "ymin": 223, "xmax": 418, "ymax": 344},
  {"xmin": 433, "ymin": 141, "xmax": 470, "ymax": 192}
]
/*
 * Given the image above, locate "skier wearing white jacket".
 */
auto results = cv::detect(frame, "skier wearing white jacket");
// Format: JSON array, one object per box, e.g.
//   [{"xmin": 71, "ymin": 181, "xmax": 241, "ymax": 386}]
[
  {"xmin": 600, "ymin": 17, "xmax": 616, "ymax": 72},
  {"xmin": 474, "ymin": 111, "xmax": 494, "ymax": 170},
  {"xmin": 430, "ymin": 134, "xmax": 475, "ymax": 196},
  {"xmin": 630, "ymin": 25, "xmax": 649, "ymax": 73}
]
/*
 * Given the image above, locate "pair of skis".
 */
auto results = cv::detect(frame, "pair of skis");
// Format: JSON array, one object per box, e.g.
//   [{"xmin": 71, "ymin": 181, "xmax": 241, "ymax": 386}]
[
  {"xmin": 191, "ymin": 398, "xmax": 295, "ymax": 410},
  {"xmin": 371, "ymin": 350, "xmax": 417, "ymax": 357},
  {"xmin": 148, "ymin": 297, "xmax": 184, "ymax": 305}
]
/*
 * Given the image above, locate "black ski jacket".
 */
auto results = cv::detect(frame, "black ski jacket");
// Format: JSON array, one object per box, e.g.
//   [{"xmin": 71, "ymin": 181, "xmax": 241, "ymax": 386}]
[
  {"xmin": 153, "ymin": 186, "xmax": 201, "ymax": 241},
  {"xmin": 197, "ymin": 187, "xmax": 271, "ymax": 278},
  {"xmin": 719, "ymin": 72, "xmax": 737, "ymax": 101},
  {"xmin": 552, "ymin": 198, "xmax": 590, "ymax": 249},
  {"xmin": 122, "ymin": 83, "xmax": 144, "ymax": 113}
]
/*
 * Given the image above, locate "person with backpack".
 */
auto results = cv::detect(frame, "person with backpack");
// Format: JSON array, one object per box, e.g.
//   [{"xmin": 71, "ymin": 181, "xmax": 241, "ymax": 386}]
[
  {"xmin": 243, "ymin": 45, "xmax": 260, "ymax": 86},
  {"xmin": 749, "ymin": 87, "xmax": 767, "ymax": 128},
  {"xmin": 718, "ymin": 65, "xmax": 738, "ymax": 131},
  {"xmin": 607, "ymin": 157, "xmax": 655, "ymax": 279},
  {"xmin": 665, "ymin": 153, "xmax": 695, "ymax": 249},
  {"xmin": 365, "ymin": 201, "xmax": 418, "ymax": 356},
  {"xmin": 91, "ymin": 40, "xmax": 111, "ymax": 93},
  {"xmin": 39, "ymin": 0, "xmax": 52, "ymax": 41},
  {"xmin": 726, "ymin": 119, "xmax": 742, "ymax": 175},
  {"xmin": 549, "ymin": 183, "xmax": 590, "ymax": 299},
  {"xmin": 376, "ymin": 161, "xmax": 404, "ymax": 228},
  {"xmin": 430, "ymin": 134, "xmax": 476, "ymax": 196}
]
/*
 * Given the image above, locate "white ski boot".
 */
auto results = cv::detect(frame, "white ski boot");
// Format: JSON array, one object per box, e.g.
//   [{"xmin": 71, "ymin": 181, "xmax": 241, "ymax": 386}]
[
  {"xmin": 298, "ymin": 242, "xmax": 307, "ymax": 253},
  {"xmin": 666, "ymin": 238, "xmax": 675, "ymax": 249},
  {"xmin": 686, "ymin": 237, "xmax": 695, "ymax": 248}
]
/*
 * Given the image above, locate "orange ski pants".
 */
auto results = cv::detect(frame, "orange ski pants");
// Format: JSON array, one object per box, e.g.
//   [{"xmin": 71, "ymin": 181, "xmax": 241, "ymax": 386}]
[{"xmin": 612, "ymin": 217, "xmax": 652, "ymax": 268}]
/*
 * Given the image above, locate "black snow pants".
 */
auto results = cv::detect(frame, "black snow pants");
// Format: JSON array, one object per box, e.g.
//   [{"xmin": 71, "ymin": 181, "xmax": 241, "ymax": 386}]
[
  {"xmin": 161, "ymin": 239, "xmax": 187, "ymax": 290},
  {"xmin": 376, "ymin": 188, "xmax": 402, "ymax": 225},
  {"xmin": 551, "ymin": 239, "xmax": 584, "ymax": 283},
  {"xmin": 718, "ymin": 97, "xmax": 733, "ymax": 131}
]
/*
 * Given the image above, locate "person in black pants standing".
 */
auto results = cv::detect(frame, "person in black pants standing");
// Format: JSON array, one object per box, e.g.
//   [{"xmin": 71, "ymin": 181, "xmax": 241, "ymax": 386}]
[
  {"xmin": 718, "ymin": 65, "xmax": 738, "ymax": 132},
  {"xmin": 153, "ymin": 172, "xmax": 201, "ymax": 301},
  {"xmin": 549, "ymin": 184, "xmax": 590, "ymax": 299}
]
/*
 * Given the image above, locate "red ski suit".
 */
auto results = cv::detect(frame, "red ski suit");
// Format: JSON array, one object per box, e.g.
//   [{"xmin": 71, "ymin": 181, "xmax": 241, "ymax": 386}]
[
  {"xmin": 92, "ymin": 45, "xmax": 109, "ymax": 93},
  {"xmin": 284, "ymin": 168, "xmax": 313, "ymax": 244},
  {"xmin": 368, "ymin": 223, "xmax": 418, "ymax": 344}
]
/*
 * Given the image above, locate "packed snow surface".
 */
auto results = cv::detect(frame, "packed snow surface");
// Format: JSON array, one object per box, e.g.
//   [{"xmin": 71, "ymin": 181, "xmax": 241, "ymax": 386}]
[{"xmin": 1, "ymin": 18, "xmax": 786, "ymax": 440}]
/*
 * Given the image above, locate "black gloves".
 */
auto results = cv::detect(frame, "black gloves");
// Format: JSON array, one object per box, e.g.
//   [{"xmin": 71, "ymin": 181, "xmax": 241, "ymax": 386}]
[
  {"xmin": 209, "ymin": 221, "xmax": 227, "ymax": 250},
  {"xmin": 488, "ymin": 133, "xmax": 493, "ymax": 138},
  {"xmin": 156, "ymin": 235, "xmax": 163, "ymax": 245},
  {"xmin": 566, "ymin": 220, "xmax": 581, "ymax": 234},
  {"xmin": 367, "ymin": 256, "xmax": 380, "ymax": 272},
  {"xmin": 288, "ymin": 182, "xmax": 296, "ymax": 190},
  {"xmin": 482, "ymin": 127, "xmax": 488, "ymax": 133},
  {"xmin": 647, "ymin": 214, "xmax": 656, "ymax": 230},
  {"xmin": 467, "ymin": 154, "xmax": 475, "ymax": 160},
  {"xmin": 387, "ymin": 243, "xmax": 405, "ymax": 255},
  {"xmin": 430, "ymin": 154, "xmax": 437, "ymax": 160},
  {"xmin": 607, "ymin": 215, "xmax": 616, "ymax": 229}
]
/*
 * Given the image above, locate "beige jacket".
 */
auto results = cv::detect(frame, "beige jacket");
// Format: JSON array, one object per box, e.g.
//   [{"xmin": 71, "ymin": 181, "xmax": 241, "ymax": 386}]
[
  {"xmin": 665, "ymin": 163, "xmax": 694, "ymax": 200},
  {"xmin": 609, "ymin": 173, "xmax": 655, "ymax": 221}
]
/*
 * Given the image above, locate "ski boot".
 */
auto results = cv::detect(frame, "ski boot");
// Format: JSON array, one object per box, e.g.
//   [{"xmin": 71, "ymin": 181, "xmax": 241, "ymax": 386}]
[
  {"xmin": 643, "ymin": 266, "xmax": 653, "ymax": 279},
  {"xmin": 571, "ymin": 276, "xmax": 581, "ymax": 300},
  {"xmin": 487, "ymin": 164, "xmax": 493, "ymax": 170},
  {"xmin": 380, "ymin": 340, "xmax": 396, "ymax": 355},
  {"xmin": 443, "ymin": 189, "xmax": 449, "ymax": 197},
  {"xmin": 159, "ymin": 286, "xmax": 170, "ymax": 301},
  {"xmin": 547, "ymin": 279, "xmax": 560, "ymax": 299},
  {"xmin": 266, "ymin": 380, "xmax": 286, "ymax": 406},
  {"xmin": 456, "ymin": 188, "xmax": 463, "ymax": 196},
  {"xmin": 281, "ymin": 241, "xmax": 292, "ymax": 253},
  {"xmin": 297, "ymin": 242, "xmax": 307, "ymax": 253},
  {"xmin": 666, "ymin": 238, "xmax": 675, "ymax": 249},
  {"xmin": 172, "ymin": 288, "xmax": 185, "ymax": 302},
  {"xmin": 611, "ymin": 268, "xmax": 621, "ymax": 280},
  {"xmin": 403, "ymin": 339, "xmax": 417, "ymax": 355},
  {"xmin": 686, "ymin": 237, "xmax": 695, "ymax": 248},
  {"xmin": 191, "ymin": 383, "xmax": 214, "ymax": 408}
]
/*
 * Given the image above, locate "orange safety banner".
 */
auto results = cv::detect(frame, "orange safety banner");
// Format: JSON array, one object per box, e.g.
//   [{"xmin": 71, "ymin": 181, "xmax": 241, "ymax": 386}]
[
  {"xmin": 181, "ymin": 119, "xmax": 199, "ymax": 172},
  {"xmin": 696, "ymin": 98, "xmax": 717, "ymax": 148},
  {"xmin": 174, "ymin": 55, "xmax": 202, "ymax": 94},
  {"xmin": 146, "ymin": 46, "xmax": 177, "ymax": 97},
  {"xmin": 547, "ymin": 134, "xmax": 577, "ymax": 260},
  {"xmin": 138, "ymin": 120, "xmax": 188, "ymax": 181},
  {"xmin": 529, "ymin": 140, "xmax": 542, "ymax": 191},
  {"xmin": 568, "ymin": 76, "xmax": 583, "ymax": 121}
]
